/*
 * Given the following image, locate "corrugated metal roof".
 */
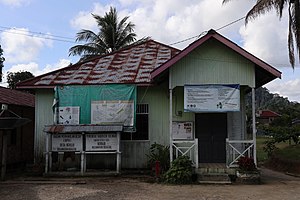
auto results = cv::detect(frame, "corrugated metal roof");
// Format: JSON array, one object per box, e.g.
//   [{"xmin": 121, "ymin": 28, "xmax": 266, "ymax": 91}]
[
  {"xmin": 0, "ymin": 86, "xmax": 35, "ymax": 107},
  {"xmin": 44, "ymin": 124, "xmax": 123, "ymax": 133},
  {"xmin": 18, "ymin": 40, "xmax": 180, "ymax": 89},
  {"xmin": 151, "ymin": 29, "xmax": 281, "ymax": 88}
]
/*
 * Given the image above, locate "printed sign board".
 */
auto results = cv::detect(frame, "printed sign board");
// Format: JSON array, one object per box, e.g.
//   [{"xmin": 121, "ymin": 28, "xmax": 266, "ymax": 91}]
[
  {"xmin": 52, "ymin": 134, "xmax": 82, "ymax": 152},
  {"xmin": 85, "ymin": 133, "xmax": 118, "ymax": 151},
  {"xmin": 91, "ymin": 100, "xmax": 134, "ymax": 126},
  {"xmin": 58, "ymin": 106, "xmax": 80, "ymax": 124},
  {"xmin": 172, "ymin": 121, "xmax": 193, "ymax": 140},
  {"xmin": 184, "ymin": 84, "xmax": 240, "ymax": 112}
]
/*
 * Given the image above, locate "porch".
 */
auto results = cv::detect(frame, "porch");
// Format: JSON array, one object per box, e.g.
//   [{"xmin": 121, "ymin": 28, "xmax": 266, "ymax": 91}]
[{"xmin": 171, "ymin": 138, "xmax": 255, "ymax": 169}]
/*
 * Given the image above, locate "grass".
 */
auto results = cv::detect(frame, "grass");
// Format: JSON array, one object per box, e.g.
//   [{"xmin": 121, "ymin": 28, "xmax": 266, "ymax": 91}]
[
  {"xmin": 275, "ymin": 145, "xmax": 300, "ymax": 161},
  {"xmin": 256, "ymin": 136, "xmax": 294, "ymax": 163}
]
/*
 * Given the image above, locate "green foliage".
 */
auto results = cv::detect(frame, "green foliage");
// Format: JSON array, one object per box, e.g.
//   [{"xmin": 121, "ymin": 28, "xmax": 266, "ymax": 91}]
[
  {"xmin": 147, "ymin": 143, "xmax": 170, "ymax": 173},
  {"xmin": 7, "ymin": 71, "xmax": 34, "ymax": 89},
  {"xmin": 69, "ymin": 6, "xmax": 138, "ymax": 59},
  {"xmin": 261, "ymin": 125, "xmax": 300, "ymax": 145},
  {"xmin": 263, "ymin": 139, "xmax": 278, "ymax": 158},
  {"xmin": 237, "ymin": 156, "xmax": 256, "ymax": 171},
  {"xmin": 0, "ymin": 45, "xmax": 5, "ymax": 82},
  {"xmin": 163, "ymin": 156, "xmax": 193, "ymax": 184}
]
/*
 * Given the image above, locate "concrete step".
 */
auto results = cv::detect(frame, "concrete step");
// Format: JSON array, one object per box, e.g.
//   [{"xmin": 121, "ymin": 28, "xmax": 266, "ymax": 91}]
[{"xmin": 197, "ymin": 173, "xmax": 232, "ymax": 184}]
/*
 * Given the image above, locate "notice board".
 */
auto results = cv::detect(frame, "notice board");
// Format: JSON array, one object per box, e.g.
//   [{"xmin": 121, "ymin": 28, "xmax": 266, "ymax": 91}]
[{"xmin": 172, "ymin": 121, "xmax": 193, "ymax": 140}]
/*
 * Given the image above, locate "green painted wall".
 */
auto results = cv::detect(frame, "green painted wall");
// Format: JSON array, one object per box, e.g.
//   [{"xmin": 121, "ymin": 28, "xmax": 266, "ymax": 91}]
[
  {"xmin": 34, "ymin": 89, "xmax": 54, "ymax": 161},
  {"xmin": 170, "ymin": 39, "xmax": 255, "ymax": 89},
  {"xmin": 137, "ymin": 81, "xmax": 170, "ymax": 145}
]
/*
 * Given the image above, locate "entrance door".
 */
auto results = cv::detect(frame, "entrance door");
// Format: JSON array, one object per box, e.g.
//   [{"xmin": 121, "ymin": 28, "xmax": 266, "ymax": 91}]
[{"xmin": 195, "ymin": 113, "xmax": 227, "ymax": 163}]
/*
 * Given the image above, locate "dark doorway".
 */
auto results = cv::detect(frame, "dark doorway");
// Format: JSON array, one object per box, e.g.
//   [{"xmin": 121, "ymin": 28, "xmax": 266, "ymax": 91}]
[{"xmin": 195, "ymin": 113, "xmax": 227, "ymax": 163}]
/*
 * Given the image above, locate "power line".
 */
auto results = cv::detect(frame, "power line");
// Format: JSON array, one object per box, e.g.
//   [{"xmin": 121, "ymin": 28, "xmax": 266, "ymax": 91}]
[
  {"xmin": 0, "ymin": 26, "xmax": 79, "ymax": 44},
  {"xmin": 169, "ymin": 16, "xmax": 246, "ymax": 46}
]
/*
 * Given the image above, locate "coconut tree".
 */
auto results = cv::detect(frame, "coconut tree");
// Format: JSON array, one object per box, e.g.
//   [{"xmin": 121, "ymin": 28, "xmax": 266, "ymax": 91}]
[
  {"xmin": 0, "ymin": 45, "xmax": 5, "ymax": 82},
  {"xmin": 223, "ymin": 0, "xmax": 300, "ymax": 68},
  {"xmin": 69, "ymin": 7, "xmax": 137, "ymax": 58}
]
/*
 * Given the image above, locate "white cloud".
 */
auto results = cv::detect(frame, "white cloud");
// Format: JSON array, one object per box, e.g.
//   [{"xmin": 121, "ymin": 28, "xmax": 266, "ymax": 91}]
[
  {"xmin": 70, "ymin": 3, "xmax": 114, "ymax": 31},
  {"xmin": 266, "ymin": 78, "xmax": 300, "ymax": 102},
  {"xmin": 0, "ymin": 0, "xmax": 30, "ymax": 7},
  {"xmin": 239, "ymin": 10, "xmax": 290, "ymax": 67},
  {"xmin": 0, "ymin": 28, "xmax": 53, "ymax": 64}
]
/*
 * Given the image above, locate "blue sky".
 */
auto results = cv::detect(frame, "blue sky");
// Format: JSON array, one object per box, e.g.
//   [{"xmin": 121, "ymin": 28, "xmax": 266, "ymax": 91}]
[{"xmin": 0, "ymin": 0, "xmax": 300, "ymax": 101}]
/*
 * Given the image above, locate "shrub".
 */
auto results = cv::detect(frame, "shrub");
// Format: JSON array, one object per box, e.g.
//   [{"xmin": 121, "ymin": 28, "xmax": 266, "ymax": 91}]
[
  {"xmin": 146, "ymin": 143, "xmax": 170, "ymax": 173},
  {"xmin": 263, "ymin": 139, "xmax": 278, "ymax": 158},
  {"xmin": 237, "ymin": 156, "xmax": 256, "ymax": 171},
  {"xmin": 163, "ymin": 155, "xmax": 193, "ymax": 184}
]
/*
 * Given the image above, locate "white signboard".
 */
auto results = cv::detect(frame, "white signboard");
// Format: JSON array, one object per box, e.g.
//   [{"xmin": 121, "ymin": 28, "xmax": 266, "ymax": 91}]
[
  {"xmin": 58, "ymin": 106, "xmax": 80, "ymax": 124},
  {"xmin": 85, "ymin": 133, "xmax": 118, "ymax": 151},
  {"xmin": 52, "ymin": 134, "xmax": 82, "ymax": 152},
  {"xmin": 184, "ymin": 84, "xmax": 240, "ymax": 112},
  {"xmin": 91, "ymin": 100, "xmax": 134, "ymax": 126},
  {"xmin": 172, "ymin": 121, "xmax": 193, "ymax": 140}
]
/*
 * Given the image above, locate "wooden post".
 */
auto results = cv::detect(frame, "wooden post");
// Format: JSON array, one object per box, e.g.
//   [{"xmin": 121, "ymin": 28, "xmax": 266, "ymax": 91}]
[
  {"xmin": 116, "ymin": 132, "xmax": 121, "ymax": 173},
  {"xmin": 45, "ymin": 133, "xmax": 49, "ymax": 174},
  {"xmin": 252, "ymin": 87, "xmax": 257, "ymax": 166},
  {"xmin": 195, "ymin": 138, "xmax": 199, "ymax": 168},
  {"xmin": 1, "ymin": 132, "xmax": 8, "ymax": 181},
  {"xmin": 169, "ymin": 71, "xmax": 173, "ymax": 163}
]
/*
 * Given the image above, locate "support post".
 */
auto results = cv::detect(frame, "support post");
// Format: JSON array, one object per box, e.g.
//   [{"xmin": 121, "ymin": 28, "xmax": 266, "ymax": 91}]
[
  {"xmin": 169, "ymin": 73, "xmax": 173, "ymax": 163},
  {"xmin": 81, "ymin": 132, "xmax": 85, "ymax": 175},
  {"xmin": 194, "ymin": 138, "xmax": 199, "ymax": 168},
  {"xmin": 1, "ymin": 132, "xmax": 8, "ymax": 181},
  {"xmin": 116, "ymin": 132, "xmax": 121, "ymax": 173},
  {"xmin": 252, "ymin": 87, "xmax": 257, "ymax": 165},
  {"xmin": 45, "ymin": 133, "xmax": 50, "ymax": 174}
]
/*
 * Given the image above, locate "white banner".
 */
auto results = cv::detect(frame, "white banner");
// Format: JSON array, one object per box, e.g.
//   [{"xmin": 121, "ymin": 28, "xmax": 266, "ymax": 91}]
[
  {"xmin": 172, "ymin": 121, "xmax": 193, "ymax": 140},
  {"xmin": 85, "ymin": 133, "xmax": 118, "ymax": 151},
  {"xmin": 91, "ymin": 100, "xmax": 134, "ymax": 126},
  {"xmin": 184, "ymin": 84, "xmax": 240, "ymax": 112},
  {"xmin": 52, "ymin": 134, "xmax": 82, "ymax": 152}
]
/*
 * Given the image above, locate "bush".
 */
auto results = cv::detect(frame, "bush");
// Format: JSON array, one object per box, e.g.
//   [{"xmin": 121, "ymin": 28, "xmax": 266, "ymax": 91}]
[
  {"xmin": 146, "ymin": 143, "xmax": 170, "ymax": 173},
  {"xmin": 237, "ymin": 156, "xmax": 256, "ymax": 171},
  {"xmin": 163, "ymin": 156, "xmax": 193, "ymax": 184},
  {"xmin": 263, "ymin": 139, "xmax": 278, "ymax": 158}
]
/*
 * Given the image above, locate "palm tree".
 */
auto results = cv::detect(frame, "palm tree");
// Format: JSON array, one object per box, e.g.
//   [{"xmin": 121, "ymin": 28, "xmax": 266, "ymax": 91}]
[
  {"xmin": 0, "ymin": 45, "xmax": 5, "ymax": 82},
  {"xmin": 223, "ymin": 0, "xmax": 300, "ymax": 68},
  {"xmin": 69, "ymin": 7, "xmax": 137, "ymax": 58}
]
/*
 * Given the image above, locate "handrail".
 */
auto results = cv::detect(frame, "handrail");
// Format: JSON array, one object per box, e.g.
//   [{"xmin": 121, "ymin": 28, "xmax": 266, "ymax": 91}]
[
  {"xmin": 171, "ymin": 139, "xmax": 198, "ymax": 168},
  {"xmin": 226, "ymin": 139, "xmax": 254, "ymax": 168}
]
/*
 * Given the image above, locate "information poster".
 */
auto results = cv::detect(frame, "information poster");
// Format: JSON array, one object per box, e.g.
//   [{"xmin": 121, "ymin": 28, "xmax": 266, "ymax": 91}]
[
  {"xmin": 52, "ymin": 134, "xmax": 82, "ymax": 152},
  {"xmin": 85, "ymin": 133, "xmax": 118, "ymax": 151},
  {"xmin": 58, "ymin": 106, "xmax": 80, "ymax": 124},
  {"xmin": 172, "ymin": 121, "xmax": 193, "ymax": 140},
  {"xmin": 184, "ymin": 84, "xmax": 240, "ymax": 112},
  {"xmin": 91, "ymin": 100, "xmax": 134, "ymax": 126}
]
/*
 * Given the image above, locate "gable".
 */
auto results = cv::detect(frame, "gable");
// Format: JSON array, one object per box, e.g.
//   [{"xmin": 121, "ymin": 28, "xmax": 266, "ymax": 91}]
[{"xmin": 170, "ymin": 39, "xmax": 255, "ymax": 88}]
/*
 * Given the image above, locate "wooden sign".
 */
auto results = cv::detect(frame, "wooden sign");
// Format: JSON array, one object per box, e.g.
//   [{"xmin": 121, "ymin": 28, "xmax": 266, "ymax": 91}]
[
  {"xmin": 85, "ymin": 133, "xmax": 118, "ymax": 151},
  {"xmin": 52, "ymin": 134, "xmax": 82, "ymax": 151}
]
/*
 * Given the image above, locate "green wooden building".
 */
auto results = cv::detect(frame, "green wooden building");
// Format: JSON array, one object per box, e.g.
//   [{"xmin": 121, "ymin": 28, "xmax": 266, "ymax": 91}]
[{"xmin": 18, "ymin": 30, "xmax": 281, "ymax": 174}]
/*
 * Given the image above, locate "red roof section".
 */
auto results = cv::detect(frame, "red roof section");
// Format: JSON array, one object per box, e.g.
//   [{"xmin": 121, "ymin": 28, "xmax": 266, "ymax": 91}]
[
  {"xmin": 17, "ymin": 40, "xmax": 180, "ymax": 89},
  {"xmin": 151, "ymin": 29, "xmax": 281, "ymax": 81},
  {"xmin": 0, "ymin": 86, "xmax": 35, "ymax": 107},
  {"xmin": 257, "ymin": 110, "xmax": 281, "ymax": 118}
]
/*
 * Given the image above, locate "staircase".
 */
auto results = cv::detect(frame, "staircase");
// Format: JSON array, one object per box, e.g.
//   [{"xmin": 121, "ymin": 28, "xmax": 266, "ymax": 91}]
[{"xmin": 195, "ymin": 163, "xmax": 236, "ymax": 184}]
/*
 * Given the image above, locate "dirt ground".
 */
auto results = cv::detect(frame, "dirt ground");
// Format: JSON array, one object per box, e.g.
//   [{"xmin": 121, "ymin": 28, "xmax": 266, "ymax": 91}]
[{"xmin": 0, "ymin": 168, "xmax": 299, "ymax": 200}]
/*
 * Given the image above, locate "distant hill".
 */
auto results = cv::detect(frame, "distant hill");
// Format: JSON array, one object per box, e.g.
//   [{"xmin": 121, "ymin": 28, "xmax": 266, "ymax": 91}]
[{"xmin": 246, "ymin": 87, "xmax": 300, "ymax": 120}]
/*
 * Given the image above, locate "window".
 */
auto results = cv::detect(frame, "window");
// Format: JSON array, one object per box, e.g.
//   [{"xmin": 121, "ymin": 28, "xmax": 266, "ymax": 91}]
[{"xmin": 121, "ymin": 104, "xmax": 149, "ymax": 140}]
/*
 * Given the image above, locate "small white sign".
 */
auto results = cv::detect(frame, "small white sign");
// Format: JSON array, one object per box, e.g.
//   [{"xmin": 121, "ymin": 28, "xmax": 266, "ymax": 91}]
[
  {"xmin": 52, "ymin": 134, "xmax": 82, "ymax": 152},
  {"xmin": 172, "ymin": 121, "xmax": 193, "ymax": 140},
  {"xmin": 58, "ymin": 106, "xmax": 80, "ymax": 124},
  {"xmin": 85, "ymin": 133, "xmax": 118, "ymax": 151}
]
